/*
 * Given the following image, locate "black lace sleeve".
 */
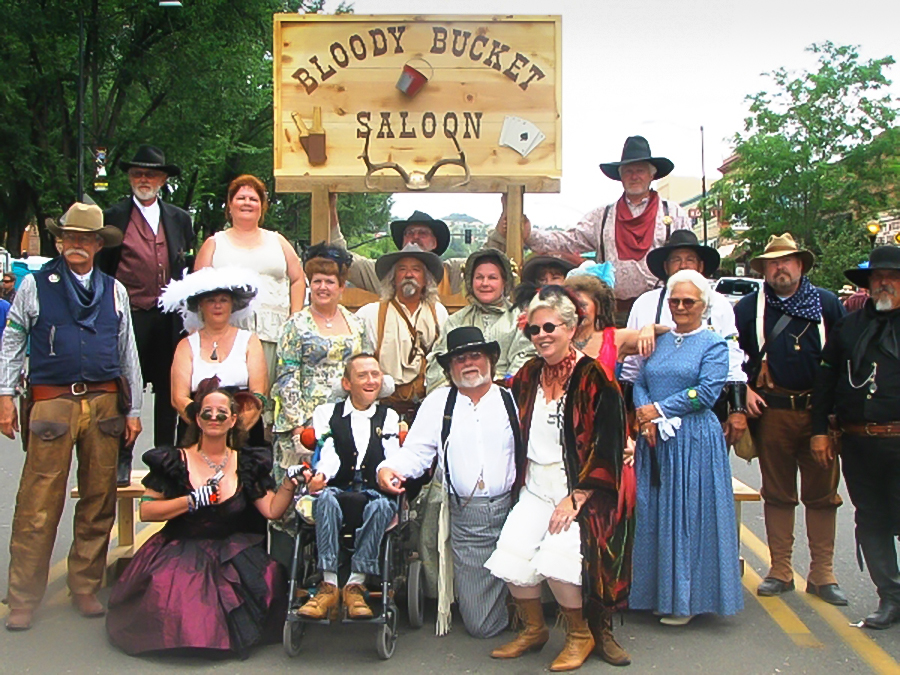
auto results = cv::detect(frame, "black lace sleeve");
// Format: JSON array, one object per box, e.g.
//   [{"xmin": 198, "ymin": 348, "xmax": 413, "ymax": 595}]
[
  {"xmin": 238, "ymin": 446, "xmax": 276, "ymax": 501},
  {"xmin": 141, "ymin": 446, "xmax": 190, "ymax": 499}
]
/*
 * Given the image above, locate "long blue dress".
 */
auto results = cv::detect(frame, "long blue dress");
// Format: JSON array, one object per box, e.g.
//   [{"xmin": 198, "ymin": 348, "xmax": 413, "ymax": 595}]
[{"xmin": 631, "ymin": 328, "xmax": 743, "ymax": 617}]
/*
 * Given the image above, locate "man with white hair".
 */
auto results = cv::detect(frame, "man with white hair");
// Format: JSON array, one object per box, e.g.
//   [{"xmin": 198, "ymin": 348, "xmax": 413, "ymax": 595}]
[
  {"xmin": 377, "ymin": 326, "xmax": 520, "ymax": 639},
  {"xmin": 356, "ymin": 244, "xmax": 448, "ymax": 421},
  {"xmin": 490, "ymin": 136, "xmax": 692, "ymax": 324}
]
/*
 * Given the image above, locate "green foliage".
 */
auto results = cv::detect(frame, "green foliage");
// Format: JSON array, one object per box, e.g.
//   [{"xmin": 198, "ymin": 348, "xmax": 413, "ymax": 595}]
[{"xmin": 711, "ymin": 42, "xmax": 900, "ymax": 289}]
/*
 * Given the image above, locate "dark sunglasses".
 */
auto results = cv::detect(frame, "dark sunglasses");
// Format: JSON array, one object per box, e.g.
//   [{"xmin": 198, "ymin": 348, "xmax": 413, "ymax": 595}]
[
  {"xmin": 199, "ymin": 409, "xmax": 230, "ymax": 422},
  {"xmin": 667, "ymin": 298, "xmax": 698, "ymax": 309},
  {"xmin": 524, "ymin": 321, "xmax": 565, "ymax": 337}
]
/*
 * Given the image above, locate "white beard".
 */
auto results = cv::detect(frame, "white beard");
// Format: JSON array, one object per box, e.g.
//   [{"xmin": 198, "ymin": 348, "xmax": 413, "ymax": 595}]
[
  {"xmin": 451, "ymin": 370, "xmax": 491, "ymax": 389},
  {"xmin": 132, "ymin": 184, "xmax": 160, "ymax": 202}
]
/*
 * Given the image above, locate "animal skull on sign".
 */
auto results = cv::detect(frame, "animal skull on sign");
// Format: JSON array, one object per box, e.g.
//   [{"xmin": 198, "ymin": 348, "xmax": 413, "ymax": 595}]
[{"xmin": 359, "ymin": 133, "xmax": 470, "ymax": 191}]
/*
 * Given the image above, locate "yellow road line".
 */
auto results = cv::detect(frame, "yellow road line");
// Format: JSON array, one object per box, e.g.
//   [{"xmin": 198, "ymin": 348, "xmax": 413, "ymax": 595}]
[
  {"xmin": 741, "ymin": 524, "xmax": 900, "ymax": 675},
  {"xmin": 742, "ymin": 564, "xmax": 823, "ymax": 647}
]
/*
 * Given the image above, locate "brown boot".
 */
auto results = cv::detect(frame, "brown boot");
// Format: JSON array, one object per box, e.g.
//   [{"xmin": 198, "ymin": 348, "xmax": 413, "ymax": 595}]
[
  {"xmin": 343, "ymin": 583, "xmax": 374, "ymax": 619},
  {"xmin": 4, "ymin": 608, "xmax": 34, "ymax": 632},
  {"xmin": 72, "ymin": 593, "xmax": 105, "ymax": 618},
  {"xmin": 589, "ymin": 611, "xmax": 631, "ymax": 666},
  {"xmin": 763, "ymin": 503, "xmax": 795, "ymax": 585},
  {"xmin": 298, "ymin": 582, "xmax": 340, "ymax": 620},
  {"xmin": 549, "ymin": 607, "xmax": 595, "ymax": 672},
  {"xmin": 491, "ymin": 597, "xmax": 549, "ymax": 659}
]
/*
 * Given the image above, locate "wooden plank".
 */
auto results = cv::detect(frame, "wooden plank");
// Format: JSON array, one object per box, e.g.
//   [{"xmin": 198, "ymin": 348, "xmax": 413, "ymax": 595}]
[
  {"xmin": 275, "ymin": 175, "xmax": 559, "ymax": 194},
  {"xmin": 732, "ymin": 476, "xmax": 761, "ymax": 501},
  {"xmin": 117, "ymin": 497, "xmax": 135, "ymax": 548},
  {"xmin": 310, "ymin": 186, "xmax": 330, "ymax": 244},
  {"xmin": 505, "ymin": 185, "xmax": 525, "ymax": 266}
]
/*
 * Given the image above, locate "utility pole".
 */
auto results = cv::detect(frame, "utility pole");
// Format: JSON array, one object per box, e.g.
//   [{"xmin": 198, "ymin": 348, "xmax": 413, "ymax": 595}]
[{"xmin": 701, "ymin": 125, "xmax": 708, "ymax": 246}]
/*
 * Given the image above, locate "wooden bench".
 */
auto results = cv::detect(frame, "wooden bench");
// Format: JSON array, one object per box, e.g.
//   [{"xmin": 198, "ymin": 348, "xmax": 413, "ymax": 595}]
[{"xmin": 733, "ymin": 476, "xmax": 761, "ymax": 576}]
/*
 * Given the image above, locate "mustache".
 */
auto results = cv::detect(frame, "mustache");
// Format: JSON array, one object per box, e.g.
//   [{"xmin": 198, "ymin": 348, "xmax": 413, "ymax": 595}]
[
  {"xmin": 64, "ymin": 248, "xmax": 90, "ymax": 258},
  {"xmin": 399, "ymin": 279, "xmax": 421, "ymax": 297}
]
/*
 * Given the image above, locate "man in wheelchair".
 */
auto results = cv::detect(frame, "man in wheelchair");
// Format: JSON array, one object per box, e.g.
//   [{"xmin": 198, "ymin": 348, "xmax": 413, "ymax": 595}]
[{"xmin": 298, "ymin": 354, "xmax": 401, "ymax": 620}]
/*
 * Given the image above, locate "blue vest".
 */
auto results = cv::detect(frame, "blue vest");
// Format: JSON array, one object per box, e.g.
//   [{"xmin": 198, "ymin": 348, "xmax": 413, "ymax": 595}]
[{"xmin": 29, "ymin": 267, "xmax": 121, "ymax": 385}]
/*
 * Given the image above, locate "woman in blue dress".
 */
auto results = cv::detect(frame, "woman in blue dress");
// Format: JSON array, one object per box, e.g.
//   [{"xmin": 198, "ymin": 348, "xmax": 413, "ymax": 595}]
[{"xmin": 631, "ymin": 269, "xmax": 743, "ymax": 625}]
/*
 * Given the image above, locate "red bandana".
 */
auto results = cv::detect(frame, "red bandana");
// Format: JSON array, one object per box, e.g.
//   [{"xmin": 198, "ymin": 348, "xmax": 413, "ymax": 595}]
[{"xmin": 615, "ymin": 190, "xmax": 660, "ymax": 261}]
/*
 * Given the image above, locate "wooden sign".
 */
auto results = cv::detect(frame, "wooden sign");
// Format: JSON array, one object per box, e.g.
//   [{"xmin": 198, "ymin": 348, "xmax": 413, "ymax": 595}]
[{"xmin": 273, "ymin": 14, "xmax": 562, "ymax": 195}]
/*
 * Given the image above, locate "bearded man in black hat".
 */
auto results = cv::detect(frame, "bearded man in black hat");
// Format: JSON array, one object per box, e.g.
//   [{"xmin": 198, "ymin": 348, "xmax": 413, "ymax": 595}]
[
  {"xmin": 491, "ymin": 136, "xmax": 692, "ymax": 323},
  {"xmin": 621, "ymin": 229, "xmax": 749, "ymax": 444},
  {"xmin": 97, "ymin": 145, "xmax": 195, "ymax": 484},
  {"xmin": 812, "ymin": 246, "xmax": 900, "ymax": 629}
]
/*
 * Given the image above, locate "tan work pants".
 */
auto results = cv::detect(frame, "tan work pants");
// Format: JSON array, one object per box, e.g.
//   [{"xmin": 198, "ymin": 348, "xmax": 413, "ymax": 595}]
[{"xmin": 6, "ymin": 393, "xmax": 122, "ymax": 609}]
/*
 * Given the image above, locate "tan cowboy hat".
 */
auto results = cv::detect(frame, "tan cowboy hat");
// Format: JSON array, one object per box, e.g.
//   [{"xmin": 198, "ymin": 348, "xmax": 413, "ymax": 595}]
[
  {"xmin": 47, "ymin": 202, "xmax": 123, "ymax": 248},
  {"xmin": 749, "ymin": 233, "xmax": 815, "ymax": 275}
]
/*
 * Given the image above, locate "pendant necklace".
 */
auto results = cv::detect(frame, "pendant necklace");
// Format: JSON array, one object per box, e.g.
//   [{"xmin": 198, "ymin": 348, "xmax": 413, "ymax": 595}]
[
  {"xmin": 210, "ymin": 342, "xmax": 219, "ymax": 361},
  {"xmin": 311, "ymin": 305, "xmax": 338, "ymax": 329},
  {"xmin": 789, "ymin": 322, "xmax": 811, "ymax": 352}
]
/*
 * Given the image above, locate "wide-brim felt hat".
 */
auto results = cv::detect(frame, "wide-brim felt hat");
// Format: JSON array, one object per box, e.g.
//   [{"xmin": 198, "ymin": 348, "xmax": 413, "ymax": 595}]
[
  {"xmin": 374, "ymin": 243, "xmax": 445, "ymax": 283},
  {"xmin": 118, "ymin": 144, "xmax": 181, "ymax": 177},
  {"xmin": 47, "ymin": 202, "xmax": 123, "ymax": 248},
  {"xmin": 844, "ymin": 246, "xmax": 900, "ymax": 289},
  {"xmin": 389, "ymin": 211, "xmax": 450, "ymax": 256},
  {"xmin": 600, "ymin": 136, "xmax": 674, "ymax": 181},
  {"xmin": 749, "ymin": 233, "xmax": 815, "ymax": 275},
  {"xmin": 519, "ymin": 254, "xmax": 577, "ymax": 285},
  {"xmin": 646, "ymin": 229, "xmax": 720, "ymax": 281},
  {"xmin": 436, "ymin": 326, "xmax": 501, "ymax": 370}
]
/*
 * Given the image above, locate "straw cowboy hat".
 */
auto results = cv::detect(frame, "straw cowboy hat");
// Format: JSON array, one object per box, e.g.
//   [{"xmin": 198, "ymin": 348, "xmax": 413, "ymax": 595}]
[
  {"xmin": 749, "ymin": 233, "xmax": 815, "ymax": 275},
  {"xmin": 47, "ymin": 202, "xmax": 123, "ymax": 248},
  {"xmin": 118, "ymin": 144, "xmax": 181, "ymax": 177},
  {"xmin": 844, "ymin": 246, "xmax": 900, "ymax": 289},
  {"xmin": 600, "ymin": 136, "xmax": 674, "ymax": 181}
]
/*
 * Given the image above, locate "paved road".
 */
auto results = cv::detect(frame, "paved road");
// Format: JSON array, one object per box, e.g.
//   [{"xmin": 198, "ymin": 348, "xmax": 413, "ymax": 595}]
[{"xmin": 0, "ymin": 395, "xmax": 898, "ymax": 673}]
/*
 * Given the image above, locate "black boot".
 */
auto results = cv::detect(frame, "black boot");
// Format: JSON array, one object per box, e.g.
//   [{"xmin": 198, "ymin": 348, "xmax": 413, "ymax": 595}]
[
  {"xmin": 858, "ymin": 530, "xmax": 900, "ymax": 629},
  {"xmin": 117, "ymin": 442, "xmax": 133, "ymax": 487}
]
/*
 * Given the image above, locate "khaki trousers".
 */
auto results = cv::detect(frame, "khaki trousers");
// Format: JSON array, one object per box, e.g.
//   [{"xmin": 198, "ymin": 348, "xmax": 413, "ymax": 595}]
[
  {"xmin": 757, "ymin": 406, "xmax": 842, "ymax": 585},
  {"xmin": 6, "ymin": 393, "xmax": 122, "ymax": 609}
]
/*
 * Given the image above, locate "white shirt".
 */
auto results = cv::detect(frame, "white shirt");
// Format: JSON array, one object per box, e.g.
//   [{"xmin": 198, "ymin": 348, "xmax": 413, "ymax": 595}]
[
  {"xmin": 132, "ymin": 195, "xmax": 161, "ymax": 235},
  {"xmin": 620, "ymin": 286, "xmax": 747, "ymax": 384},
  {"xmin": 73, "ymin": 270, "xmax": 92, "ymax": 289},
  {"xmin": 313, "ymin": 398, "xmax": 401, "ymax": 482},
  {"xmin": 378, "ymin": 384, "xmax": 517, "ymax": 498}
]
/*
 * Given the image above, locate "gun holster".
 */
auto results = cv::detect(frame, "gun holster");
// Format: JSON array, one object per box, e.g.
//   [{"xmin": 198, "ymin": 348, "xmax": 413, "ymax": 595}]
[{"xmin": 19, "ymin": 389, "xmax": 33, "ymax": 453}]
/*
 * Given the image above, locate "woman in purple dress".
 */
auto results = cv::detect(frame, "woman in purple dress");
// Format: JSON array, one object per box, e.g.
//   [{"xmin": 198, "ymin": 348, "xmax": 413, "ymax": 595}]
[{"xmin": 107, "ymin": 378, "xmax": 304, "ymax": 657}]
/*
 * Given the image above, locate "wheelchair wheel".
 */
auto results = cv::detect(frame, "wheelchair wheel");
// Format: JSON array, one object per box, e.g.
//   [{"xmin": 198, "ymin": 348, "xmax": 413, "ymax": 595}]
[
  {"xmin": 375, "ymin": 603, "xmax": 398, "ymax": 660},
  {"xmin": 406, "ymin": 559, "xmax": 425, "ymax": 629},
  {"xmin": 283, "ymin": 619, "xmax": 305, "ymax": 657}
]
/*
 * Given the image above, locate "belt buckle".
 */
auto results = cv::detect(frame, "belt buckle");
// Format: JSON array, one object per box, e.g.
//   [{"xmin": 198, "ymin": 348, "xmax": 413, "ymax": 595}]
[
  {"xmin": 791, "ymin": 393, "xmax": 808, "ymax": 411},
  {"xmin": 865, "ymin": 423, "xmax": 877, "ymax": 437},
  {"xmin": 70, "ymin": 382, "xmax": 88, "ymax": 396}
]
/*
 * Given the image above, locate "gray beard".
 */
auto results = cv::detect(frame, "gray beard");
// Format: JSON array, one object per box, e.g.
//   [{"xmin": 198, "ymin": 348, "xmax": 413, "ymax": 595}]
[
  {"xmin": 874, "ymin": 294, "xmax": 896, "ymax": 312},
  {"xmin": 400, "ymin": 279, "xmax": 420, "ymax": 298}
]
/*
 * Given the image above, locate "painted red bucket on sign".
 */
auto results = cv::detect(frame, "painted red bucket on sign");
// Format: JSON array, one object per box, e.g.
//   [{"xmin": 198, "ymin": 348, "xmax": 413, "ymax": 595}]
[{"xmin": 396, "ymin": 58, "xmax": 432, "ymax": 97}]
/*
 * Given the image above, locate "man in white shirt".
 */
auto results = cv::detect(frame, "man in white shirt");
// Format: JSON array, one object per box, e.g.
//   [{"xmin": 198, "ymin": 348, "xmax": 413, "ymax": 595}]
[
  {"xmin": 297, "ymin": 354, "xmax": 401, "ymax": 621},
  {"xmin": 378, "ymin": 327, "xmax": 521, "ymax": 638},
  {"xmin": 621, "ymin": 229, "xmax": 749, "ymax": 445}
]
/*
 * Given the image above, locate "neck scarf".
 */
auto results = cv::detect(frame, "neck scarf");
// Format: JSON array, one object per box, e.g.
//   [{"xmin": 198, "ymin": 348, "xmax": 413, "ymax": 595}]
[
  {"xmin": 851, "ymin": 301, "xmax": 900, "ymax": 379},
  {"xmin": 614, "ymin": 190, "xmax": 660, "ymax": 261},
  {"xmin": 764, "ymin": 275, "xmax": 821, "ymax": 323},
  {"xmin": 55, "ymin": 256, "xmax": 107, "ymax": 333},
  {"xmin": 541, "ymin": 348, "xmax": 577, "ymax": 389}
]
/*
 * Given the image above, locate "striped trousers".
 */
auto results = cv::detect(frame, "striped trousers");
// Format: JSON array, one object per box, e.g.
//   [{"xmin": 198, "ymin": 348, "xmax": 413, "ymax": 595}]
[{"xmin": 449, "ymin": 492, "xmax": 512, "ymax": 638}]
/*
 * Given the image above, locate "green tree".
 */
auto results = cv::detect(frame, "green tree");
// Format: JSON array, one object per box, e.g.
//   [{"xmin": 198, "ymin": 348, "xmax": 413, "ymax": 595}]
[{"xmin": 712, "ymin": 42, "xmax": 900, "ymax": 289}]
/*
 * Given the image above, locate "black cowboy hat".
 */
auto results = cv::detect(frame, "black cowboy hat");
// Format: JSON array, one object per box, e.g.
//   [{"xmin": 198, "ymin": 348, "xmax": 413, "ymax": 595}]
[
  {"xmin": 118, "ymin": 145, "xmax": 181, "ymax": 177},
  {"xmin": 302, "ymin": 241, "xmax": 353, "ymax": 273},
  {"xmin": 519, "ymin": 254, "xmax": 576, "ymax": 285},
  {"xmin": 436, "ymin": 326, "xmax": 501, "ymax": 370},
  {"xmin": 389, "ymin": 211, "xmax": 451, "ymax": 256},
  {"xmin": 646, "ymin": 229, "xmax": 721, "ymax": 281},
  {"xmin": 844, "ymin": 246, "xmax": 900, "ymax": 289},
  {"xmin": 599, "ymin": 136, "xmax": 674, "ymax": 182},
  {"xmin": 374, "ymin": 243, "xmax": 445, "ymax": 283}
]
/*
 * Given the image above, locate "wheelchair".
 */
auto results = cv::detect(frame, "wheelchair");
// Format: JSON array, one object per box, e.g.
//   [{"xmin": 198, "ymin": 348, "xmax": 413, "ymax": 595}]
[{"xmin": 282, "ymin": 476, "xmax": 425, "ymax": 660}]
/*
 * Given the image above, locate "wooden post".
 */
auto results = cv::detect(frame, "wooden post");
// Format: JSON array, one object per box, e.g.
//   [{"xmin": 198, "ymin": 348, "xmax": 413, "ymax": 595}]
[
  {"xmin": 505, "ymin": 185, "xmax": 525, "ymax": 267},
  {"xmin": 310, "ymin": 186, "xmax": 330, "ymax": 244}
]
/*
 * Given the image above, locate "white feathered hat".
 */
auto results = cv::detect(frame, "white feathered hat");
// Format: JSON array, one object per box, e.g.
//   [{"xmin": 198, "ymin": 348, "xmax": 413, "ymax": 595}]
[{"xmin": 158, "ymin": 266, "xmax": 261, "ymax": 332}]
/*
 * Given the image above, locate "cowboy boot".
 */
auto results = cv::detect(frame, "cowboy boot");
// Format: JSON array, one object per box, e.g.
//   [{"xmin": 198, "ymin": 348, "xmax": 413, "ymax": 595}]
[
  {"xmin": 298, "ymin": 581, "xmax": 340, "ymax": 620},
  {"xmin": 342, "ymin": 583, "xmax": 374, "ymax": 619},
  {"xmin": 589, "ymin": 610, "xmax": 631, "ymax": 666},
  {"xmin": 858, "ymin": 530, "xmax": 900, "ymax": 629},
  {"xmin": 758, "ymin": 503, "xmax": 795, "ymax": 595},
  {"xmin": 805, "ymin": 508, "xmax": 847, "ymax": 605},
  {"xmin": 549, "ymin": 607, "xmax": 595, "ymax": 672},
  {"xmin": 491, "ymin": 597, "xmax": 550, "ymax": 659}
]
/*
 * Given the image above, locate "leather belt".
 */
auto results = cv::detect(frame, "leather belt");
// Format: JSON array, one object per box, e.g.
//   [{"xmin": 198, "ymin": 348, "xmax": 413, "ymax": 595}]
[
  {"xmin": 761, "ymin": 391, "xmax": 812, "ymax": 411},
  {"xmin": 841, "ymin": 422, "xmax": 900, "ymax": 437},
  {"xmin": 31, "ymin": 380, "xmax": 118, "ymax": 402}
]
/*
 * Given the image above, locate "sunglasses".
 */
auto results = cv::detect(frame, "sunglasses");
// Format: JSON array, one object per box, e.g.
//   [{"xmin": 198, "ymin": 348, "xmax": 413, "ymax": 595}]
[
  {"xmin": 667, "ymin": 298, "xmax": 698, "ymax": 309},
  {"xmin": 199, "ymin": 409, "xmax": 230, "ymax": 422},
  {"xmin": 524, "ymin": 322, "xmax": 565, "ymax": 337}
]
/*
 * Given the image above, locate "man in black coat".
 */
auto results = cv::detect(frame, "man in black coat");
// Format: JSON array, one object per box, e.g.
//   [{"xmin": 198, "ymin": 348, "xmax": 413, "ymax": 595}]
[
  {"xmin": 97, "ymin": 145, "xmax": 194, "ymax": 484},
  {"xmin": 812, "ymin": 246, "xmax": 900, "ymax": 629}
]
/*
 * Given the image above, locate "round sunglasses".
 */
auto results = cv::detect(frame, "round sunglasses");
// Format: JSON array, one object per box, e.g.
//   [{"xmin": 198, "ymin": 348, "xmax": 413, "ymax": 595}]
[
  {"xmin": 524, "ymin": 321, "xmax": 565, "ymax": 337},
  {"xmin": 199, "ymin": 409, "xmax": 231, "ymax": 422}
]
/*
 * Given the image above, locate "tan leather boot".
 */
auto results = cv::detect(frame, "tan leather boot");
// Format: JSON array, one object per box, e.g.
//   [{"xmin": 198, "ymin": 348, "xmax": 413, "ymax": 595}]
[
  {"xmin": 4, "ymin": 608, "xmax": 34, "ymax": 632},
  {"xmin": 763, "ymin": 503, "xmax": 795, "ymax": 584},
  {"xmin": 589, "ymin": 610, "xmax": 631, "ymax": 666},
  {"xmin": 343, "ymin": 583, "xmax": 374, "ymax": 619},
  {"xmin": 298, "ymin": 581, "xmax": 340, "ymax": 620},
  {"xmin": 72, "ymin": 593, "xmax": 105, "ymax": 618},
  {"xmin": 490, "ymin": 597, "xmax": 549, "ymax": 659},
  {"xmin": 549, "ymin": 607, "xmax": 595, "ymax": 672}
]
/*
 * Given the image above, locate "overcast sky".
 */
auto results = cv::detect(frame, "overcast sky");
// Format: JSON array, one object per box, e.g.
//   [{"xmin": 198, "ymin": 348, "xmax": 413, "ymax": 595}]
[{"xmin": 334, "ymin": 0, "xmax": 898, "ymax": 229}]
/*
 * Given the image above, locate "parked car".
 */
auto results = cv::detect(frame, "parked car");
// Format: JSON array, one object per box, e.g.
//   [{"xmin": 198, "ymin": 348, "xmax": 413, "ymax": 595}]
[{"xmin": 715, "ymin": 276, "xmax": 763, "ymax": 306}]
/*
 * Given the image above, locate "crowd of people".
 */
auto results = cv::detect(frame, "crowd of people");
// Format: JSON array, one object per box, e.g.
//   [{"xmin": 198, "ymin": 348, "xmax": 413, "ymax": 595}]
[{"xmin": 1, "ymin": 137, "xmax": 898, "ymax": 670}]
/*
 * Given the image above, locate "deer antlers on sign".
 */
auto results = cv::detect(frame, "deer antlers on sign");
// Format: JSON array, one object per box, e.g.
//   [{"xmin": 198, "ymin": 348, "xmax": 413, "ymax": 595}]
[{"xmin": 359, "ymin": 133, "xmax": 470, "ymax": 191}]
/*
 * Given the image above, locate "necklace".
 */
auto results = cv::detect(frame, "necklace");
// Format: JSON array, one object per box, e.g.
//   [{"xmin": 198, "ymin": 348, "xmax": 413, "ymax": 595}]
[
  {"xmin": 311, "ymin": 305, "xmax": 339, "ymax": 329},
  {"xmin": 203, "ymin": 328, "xmax": 229, "ymax": 362},
  {"xmin": 788, "ymin": 322, "xmax": 811, "ymax": 352},
  {"xmin": 542, "ymin": 349, "xmax": 577, "ymax": 390},
  {"xmin": 198, "ymin": 446, "xmax": 230, "ymax": 473}
]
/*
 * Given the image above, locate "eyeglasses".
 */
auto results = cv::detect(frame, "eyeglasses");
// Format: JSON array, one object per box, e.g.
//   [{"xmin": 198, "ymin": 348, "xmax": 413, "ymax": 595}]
[
  {"xmin": 128, "ymin": 169, "xmax": 165, "ymax": 179},
  {"xmin": 450, "ymin": 351, "xmax": 486, "ymax": 365},
  {"xmin": 2, "ymin": 278, "xmax": 13, "ymax": 284},
  {"xmin": 667, "ymin": 298, "xmax": 698, "ymax": 309},
  {"xmin": 524, "ymin": 322, "xmax": 565, "ymax": 337},
  {"xmin": 199, "ymin": 409, "xmax": 230, "ymax": 422}
]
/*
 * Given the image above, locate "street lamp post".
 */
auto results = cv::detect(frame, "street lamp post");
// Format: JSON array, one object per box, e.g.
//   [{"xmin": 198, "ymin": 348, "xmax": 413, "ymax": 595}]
[{"xmin": 866, "ymin": 220, "xmax": 881, "ymax": 248}]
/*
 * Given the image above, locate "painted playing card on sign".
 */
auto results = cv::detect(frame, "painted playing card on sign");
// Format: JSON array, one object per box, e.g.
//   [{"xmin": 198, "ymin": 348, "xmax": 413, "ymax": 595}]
[{"xmin": 500, "ymin": 116, "xmax": 545, "ymax": 158}]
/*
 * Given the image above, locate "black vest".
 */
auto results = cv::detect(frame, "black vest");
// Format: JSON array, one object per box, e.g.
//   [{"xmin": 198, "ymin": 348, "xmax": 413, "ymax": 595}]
[{"xmin": 329, "ymin": 403, "xmax": 389, "ymax": 491}]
